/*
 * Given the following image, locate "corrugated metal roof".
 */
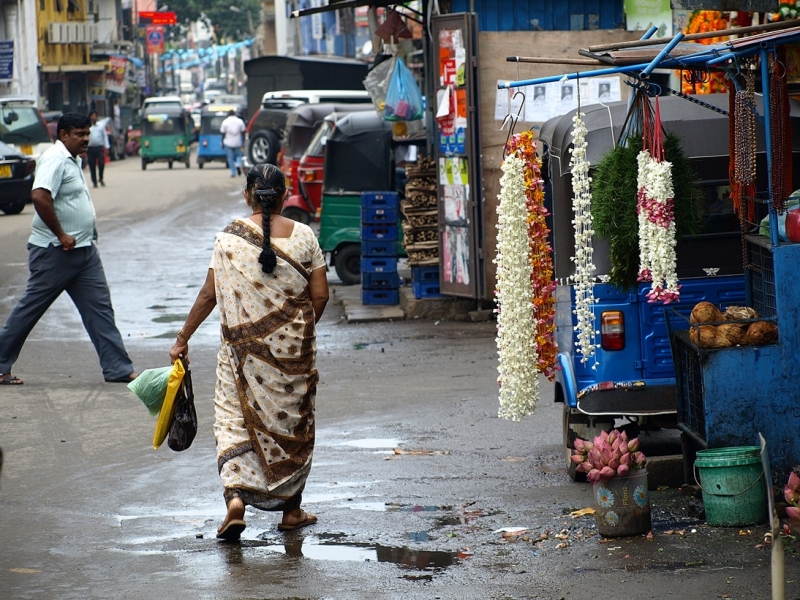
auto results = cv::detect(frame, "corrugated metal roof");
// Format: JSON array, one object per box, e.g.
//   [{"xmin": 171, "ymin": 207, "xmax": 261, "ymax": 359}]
[{"xmin": 449, "ymin": 0, "xmax": 623, "ymax": 32}]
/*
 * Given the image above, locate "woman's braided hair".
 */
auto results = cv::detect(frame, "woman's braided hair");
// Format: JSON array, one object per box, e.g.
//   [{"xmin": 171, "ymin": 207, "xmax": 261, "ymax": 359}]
[{"xmin": 246, "ymin": 163, "xmax": 286, "ymax": 274}]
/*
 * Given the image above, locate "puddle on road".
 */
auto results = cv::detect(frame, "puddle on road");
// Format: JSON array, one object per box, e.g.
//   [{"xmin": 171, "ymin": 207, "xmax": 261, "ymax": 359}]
[
  {"xmin": 256, "ymin": 535, "xmax": 459, "ymax": 570},
  {"xmin": 151, "ymin": 314, "xmax": 188, "ymax": 323}
]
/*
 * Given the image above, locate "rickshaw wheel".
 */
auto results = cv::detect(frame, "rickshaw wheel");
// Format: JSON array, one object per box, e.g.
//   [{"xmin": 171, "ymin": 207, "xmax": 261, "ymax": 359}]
[
  {"xmin": 185, "ymin": 159, "xmax": 190, "ymax": 168},
  {"xmin": 197, "ymin": 161, "xmax": 204, "ymax": 169},
  {"xmin": 141, "ymin": 159, "xmax": 147, "ymax": 171},
  {"xmin": 282, "ymin": 207, "xmax": 311, "ymax": 225},
  {"xmin": 334, "ymin": 244, "xmax": 361, "ymax": 286},
  {"xmin": 168, "ymin": 161, "xmax": 173, "ymax": 169}
]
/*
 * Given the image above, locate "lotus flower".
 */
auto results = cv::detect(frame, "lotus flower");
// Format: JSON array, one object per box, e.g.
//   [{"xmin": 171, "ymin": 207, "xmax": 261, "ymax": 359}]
[
  {"xmin": 574, "ymin": 438, "xmax": 586, "ymax": 453},
  {"xmin": 786, "ymin": 506, "xmax": 800, "ymax": 522},
  {"xmin": 617, "ymin": 464, "xmax": 630, "ymax": 477},
  {"xmin": 788, "ymin": 471, "xmax": 800, "ymax": 493},
  {"xmin": 609, "ymin": 458, "xmax": 620, "ymax": 470},
  {"xmin": 620, "ymin": 452, "xmax": 632, "ymax": 467},
  {"xmin": 785, "ymin": 487, "xmax": 800, "ymax": 506},
  {"xmin": 599, "ymin": 466, "xmax": 615, "ymax": 479},
  {"xmin": 628, "ymin": 439, "xmax": 640, "ymax": 453},
  {"xmin": 587, "ymin": 469, "xmax": 601, "ymax": 484}
]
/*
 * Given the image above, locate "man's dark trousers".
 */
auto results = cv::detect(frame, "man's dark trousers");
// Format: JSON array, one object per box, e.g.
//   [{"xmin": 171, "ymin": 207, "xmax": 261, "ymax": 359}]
[
  {"xmin": 87, "ymin": 146, "xmax": 104, "ymax": 186},
  {"xmin": 0, "ymin": 244, "xmax": 134, "ymax": 380}
]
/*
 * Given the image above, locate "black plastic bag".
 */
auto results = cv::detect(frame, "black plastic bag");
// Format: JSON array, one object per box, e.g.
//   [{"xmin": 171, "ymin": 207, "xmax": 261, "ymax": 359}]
[{"xmin": 168, "ymin": 361, "xmax": 197, "ymax": 452}]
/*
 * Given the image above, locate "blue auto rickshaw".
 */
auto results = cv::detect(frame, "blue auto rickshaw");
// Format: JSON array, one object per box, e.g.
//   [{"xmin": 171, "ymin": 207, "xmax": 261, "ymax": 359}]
[{"xmin": 196, "ymin": 104, "xmax": 246, "ymax": 169}]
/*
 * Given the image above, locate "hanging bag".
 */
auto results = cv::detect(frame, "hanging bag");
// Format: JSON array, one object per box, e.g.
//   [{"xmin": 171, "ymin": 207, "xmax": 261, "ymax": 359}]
[
  {"xmin": 384, "ymin": 58, "xmax": 424, "ymax": 122},
  {"xmin": 152, "ymin": 358, "xmax": 186, "ymax": 449},
  {"xmin": 167, "ymin": 360, "xmax": 197, "ymax": 452}
]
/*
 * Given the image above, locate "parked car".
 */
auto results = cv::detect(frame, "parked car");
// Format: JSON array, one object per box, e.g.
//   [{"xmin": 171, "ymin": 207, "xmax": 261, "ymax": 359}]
[
  {"xmin": 0, "ymin": 140, "xmax": 37, "ymax": 215},
  {"xmin": 244, "ymin": 89, "xmax": 371, "ymax": 167},
  {"xmin": 0, "ymin": 97, "xmax": 54, "ymax": 161},
  {"xmin": 97, "ymin": 117, "xmax": 126, "ymax": 161}
]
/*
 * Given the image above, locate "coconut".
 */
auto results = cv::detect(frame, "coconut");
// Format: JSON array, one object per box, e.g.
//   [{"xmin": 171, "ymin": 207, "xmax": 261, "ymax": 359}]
[
  {"xmin": 745, "ymin": 321, "xmax": 778, "ymax": 345},
  {"xmin": 724, "ymin": 306, "xmax": 759, "ymax": 321},
  {"xmin": 717, "ymin": 323, "xmax": 748, "ymax": 345},
  {"xmin": 690, "ymin": 301, "xmax": 724, "ymax": 324},
  {"xmin": 690, "ymin": 325, "xmax": 724, "ymax": 348}
]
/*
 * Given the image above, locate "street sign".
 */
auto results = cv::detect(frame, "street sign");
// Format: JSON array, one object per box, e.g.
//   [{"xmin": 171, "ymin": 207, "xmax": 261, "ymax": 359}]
[
  {"xmin": 0, "ymin": 41, "xmax": 12, "ymax": 83},
  {"xmin": 139, "ymin": 11, "xmax": 177, "ymax": 25}
]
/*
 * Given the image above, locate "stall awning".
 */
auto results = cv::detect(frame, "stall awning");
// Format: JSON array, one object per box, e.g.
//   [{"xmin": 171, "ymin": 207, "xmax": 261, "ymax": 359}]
[
  {"xmin": 291, "ymin": 0, "xmax": 419, "ymax": 19},
  {"xmin": 40, "ymin": 63, "xmax": 108, "ymax": 73}
]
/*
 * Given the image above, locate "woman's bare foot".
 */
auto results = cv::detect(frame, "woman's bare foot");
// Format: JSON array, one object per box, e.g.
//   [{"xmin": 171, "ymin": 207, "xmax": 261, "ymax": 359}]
[
  {"xmin": 278, "ymin": 508, "xmax": 318, "ymax": 531},
  {"xmin": 216, "ymin": 497, "xmax": 246, "ymax": 540}
]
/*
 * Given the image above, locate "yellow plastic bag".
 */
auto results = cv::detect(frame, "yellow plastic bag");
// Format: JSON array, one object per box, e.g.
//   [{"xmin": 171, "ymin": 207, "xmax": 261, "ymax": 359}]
[{"xmin": 153, "ymin": 358, "xmax": 186, "ymax": 449}]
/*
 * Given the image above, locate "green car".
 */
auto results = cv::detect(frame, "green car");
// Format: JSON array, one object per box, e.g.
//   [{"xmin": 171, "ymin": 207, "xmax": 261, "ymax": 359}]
[
  {"xmin": 318, "ymin": 111, "xmax": 405, "ymax": 284},
  {"xmin": 140, "ymin": 105, "xmax": 191, "ymax": 170}
]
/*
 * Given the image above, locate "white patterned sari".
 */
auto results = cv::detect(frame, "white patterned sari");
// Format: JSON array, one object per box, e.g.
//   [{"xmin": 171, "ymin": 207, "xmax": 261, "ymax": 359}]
[{"xmin": 211, "ymin": 218, "xmax": 325, "ymax": 510}]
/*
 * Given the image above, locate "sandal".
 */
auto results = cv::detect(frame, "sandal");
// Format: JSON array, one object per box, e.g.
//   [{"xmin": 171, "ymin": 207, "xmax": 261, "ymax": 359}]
[
  {"xmin": 0, "ymin": 374, "xmax": 23, "ymax": 385},
  {"xmin": 278, "ymin": 510, "xmax": 318, "ymax": 531},
  {"xmin": 216, "ymin": 518, "xmax": 247, "ymax": 541}
]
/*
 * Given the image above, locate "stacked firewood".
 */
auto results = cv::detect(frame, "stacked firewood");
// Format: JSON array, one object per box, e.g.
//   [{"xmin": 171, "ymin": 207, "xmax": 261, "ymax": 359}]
[{"xmin": 402, "ymin": 157, "xmax": 439, "ymax": 266}]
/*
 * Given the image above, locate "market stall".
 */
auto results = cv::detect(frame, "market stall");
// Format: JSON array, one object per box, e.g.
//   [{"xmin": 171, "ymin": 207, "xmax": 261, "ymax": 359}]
[{"xmin": 496, "ymin": 23, "xmax": 800, "ymax": 482}]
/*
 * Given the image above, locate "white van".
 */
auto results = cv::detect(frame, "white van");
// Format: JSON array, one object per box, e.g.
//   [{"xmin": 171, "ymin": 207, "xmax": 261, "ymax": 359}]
[
  {"xmin": 260, "ymin": 89, "xmax": 370, "ymax": 106},
  {"xmin": 142, "ymin": 96, "xmax": 184, "ymax": 109},
  {"xmin": 0, "ymin": 97, "xmax": 55, "ymax": 162}
]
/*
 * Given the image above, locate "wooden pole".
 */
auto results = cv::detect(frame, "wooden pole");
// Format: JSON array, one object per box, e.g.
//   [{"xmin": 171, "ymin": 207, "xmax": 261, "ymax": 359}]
[
  {"xmin": 506, "ymin": 56, "xmax": 605, "ymax": 65},
  {"xmin": 586, "ymin": 19, "xmax": 800, "ymax": 53}
]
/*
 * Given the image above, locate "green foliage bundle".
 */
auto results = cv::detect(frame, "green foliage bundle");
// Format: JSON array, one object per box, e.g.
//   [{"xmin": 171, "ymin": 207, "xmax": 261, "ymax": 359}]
[{"xmin": 591, "ymin": 133, "xmax": 701, "ymax": 289}]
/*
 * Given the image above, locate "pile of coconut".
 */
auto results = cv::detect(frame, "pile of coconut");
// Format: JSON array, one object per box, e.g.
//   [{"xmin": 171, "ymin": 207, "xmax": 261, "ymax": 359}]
[{"xmin": 689, "ymin": 302, "xmax": 778, "ymax": 348}]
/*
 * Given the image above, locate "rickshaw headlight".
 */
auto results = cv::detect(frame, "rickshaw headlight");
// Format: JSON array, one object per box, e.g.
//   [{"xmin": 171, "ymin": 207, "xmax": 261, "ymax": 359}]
[
  {"xmin": 202, "ymin": 139, "xmax": 207, "ymax": 147},
  {"xmin": 144, "ymin": 140, "xmax": 150, "ymax": 148},
  {"xmin": 600, "ymin": 311, "xmax": 625, "ymax": 351}
]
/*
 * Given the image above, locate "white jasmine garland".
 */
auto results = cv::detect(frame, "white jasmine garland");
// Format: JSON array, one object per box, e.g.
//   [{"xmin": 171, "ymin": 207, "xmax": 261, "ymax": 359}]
[
  {"xmin": 495, "ymin": 154, "xmax": 539, "ymax": 422},
  {"xmin": 568, "ymin": 113, "xmax": 597, "ymax": 363}
]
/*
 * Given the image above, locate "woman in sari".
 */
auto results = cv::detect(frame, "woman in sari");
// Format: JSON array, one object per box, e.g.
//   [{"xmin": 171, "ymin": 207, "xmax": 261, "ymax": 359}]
[{"xmin": 170, "ymin": 163, "xmax": 329, "ymax": 541}]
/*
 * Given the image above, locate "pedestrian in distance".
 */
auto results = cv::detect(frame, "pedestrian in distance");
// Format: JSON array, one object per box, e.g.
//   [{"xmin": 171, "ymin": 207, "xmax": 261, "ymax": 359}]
[
  {"xmin": 0, "ymin": 113, "xmax": 138, "ymax": 386},
  {"xmin": 87, "ymin": 110, "xmax": 109, "ymax": 188},
  {"xmin": 169, "ymin": 164, "xmax": 329, "ymax": 541},
  {"xmin": 220, "ymin": 109, "xmax": 247, "ymax": 178}
]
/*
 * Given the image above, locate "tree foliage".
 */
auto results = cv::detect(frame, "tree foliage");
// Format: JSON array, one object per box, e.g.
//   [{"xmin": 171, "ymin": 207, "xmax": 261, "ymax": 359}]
[{"xmin": 166, "ymin": 0, "xmax": 262, "ymax": 40}]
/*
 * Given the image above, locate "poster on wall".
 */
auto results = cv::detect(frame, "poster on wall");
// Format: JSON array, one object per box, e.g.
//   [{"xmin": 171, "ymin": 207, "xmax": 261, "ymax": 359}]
[
  {"xmin": 88, "ymin": 76, "xmax": 105, "ymax": 100},
  {"xmin": 105, "ymin": 55, "xmax": 127, "ymax": 95}
]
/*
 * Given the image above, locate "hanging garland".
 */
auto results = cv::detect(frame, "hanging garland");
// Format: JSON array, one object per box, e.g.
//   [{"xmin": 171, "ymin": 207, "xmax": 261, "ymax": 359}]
[
  {"xmin": 592, "ymin": 133, "xmax": 700, "ymax": 290},
  {"xmin": 770, "ymin": 47, "xmax": 792, "ymax": 215},
  {"xmin": 569, "ymin": 112, "xmax": 597, "ymax": 363},
  {"xmin": 495, "ymin": 131, "xmax": 557, "ymax": 422}
]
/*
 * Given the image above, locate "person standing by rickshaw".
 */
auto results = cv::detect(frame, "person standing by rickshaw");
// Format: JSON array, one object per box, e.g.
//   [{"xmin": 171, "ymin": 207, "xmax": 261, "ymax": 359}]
[
  {"xmin": 220, "ymin": 110, "xmax": 247, "ymax": 177},
  {"xmin": 87, "ymin": 111, "xmax": 109, "ymax": 188}
]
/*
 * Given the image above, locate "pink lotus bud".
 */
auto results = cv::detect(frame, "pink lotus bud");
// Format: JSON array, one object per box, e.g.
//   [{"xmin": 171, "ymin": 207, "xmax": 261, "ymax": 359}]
[
  {"xmin": 583, "ymin": 441, "xmax": 594, "ymax": 452},
  {"xmin": 611, "ymin": 438, "xmax": 621, "ymax": 453},
  {"xmin": 786, "ymin": 506, "xmax": 800, "ymax": 522},
  {"xmin": 601, "ymin": 430, "xmax": 609, "ymax": 441},
  {"xmin": 600, "ymin": 448, "xmax": 612, "ymax": 465},
  {"xmin": 587, "ymin": 469, "xmax": 601, "ymax": 484},
  {"xmin": 634, "ymin": 452, "xmax": 647, "ymax": 468},
  {"xmin": 789, "ymin": 471, "xmax": 800, "ymax": 492},
  {"xmin": 620, "ymin": 452, "xmax": 632, "ymax": 467},
  {"xmin": 785, "ymin": 487, "xmax": 800, "ymax": 506},
  {"xmin": 574, "ymin": 438, "xmax": 586, "ymax": 453},
  {"xmin": 628, "ymin": 439, "xmax": 639, "ymax": 453},
  {"xmin": 576, "ymin": 462, "xmax": 591, "ymax": 473},
  {"xmin": 594, "ymin": 435, "xmax": 604, "ymax": 447},
  {"xmin": 589, "ymin": 449, "xmax": 601, "ymax": 465},
  {"xmin": 619, "ymin": 430, "xmax": 628, "ymax": 443},
  {"xmin": 571, "ymin": 454, "xmax": 585, "ymax": 465},
  {"xmin": 612, "ymin": 448, "xmax": 622, "ymax": 461},
  {"xmin": 608, "ymin": 431, "xmax": 618, "ymax": 445},
  {"xmin": 599, "ymin": 466, "xmax": 615, "ymax": 480},
  {"xmin": 609, "ymin": 458, "xmax": 620, "ymax": 470},
  {"xmin": 617, "ymin": 464, "xmax": 630, "ymax": 477}
]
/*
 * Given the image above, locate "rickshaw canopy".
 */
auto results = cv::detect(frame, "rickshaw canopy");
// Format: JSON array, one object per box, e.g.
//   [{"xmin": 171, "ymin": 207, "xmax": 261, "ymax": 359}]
[
  {"xmin": 322, "ymin": 111, "xmax": 393, "ymax": 193},
  {"xmin": 283, "ymin": 102, "xmax": 374, "ymax": 159}
]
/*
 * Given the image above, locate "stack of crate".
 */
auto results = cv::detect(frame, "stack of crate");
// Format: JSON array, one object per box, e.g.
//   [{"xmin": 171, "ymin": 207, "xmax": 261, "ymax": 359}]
[
  {"xmin": 411, "ymin": 265, "xmax": 442, "ymax": 299},
  {"xmin": 360, "ymin": 191, "xmax": 400, "ymax": 305}
]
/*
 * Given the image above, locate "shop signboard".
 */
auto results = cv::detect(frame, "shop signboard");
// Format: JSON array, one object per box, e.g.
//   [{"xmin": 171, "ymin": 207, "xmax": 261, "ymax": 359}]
[
  {"xmin": 0, "ymin": 40, "xmax": 13, "ymax": 83},
  {"xmin": 105, "ymin": 55, "xmax": 127, "ymax": 94},
  {"xmin": 432, "ymin": 13, "xmax": 484, "ymax": 299},
  {"xmin": 88, "ymin": 75, "xmax": 105, "ymax": 100},
  {"xmin": 146, "ymin": 25, "xmax": 165, "ymax": 54}
]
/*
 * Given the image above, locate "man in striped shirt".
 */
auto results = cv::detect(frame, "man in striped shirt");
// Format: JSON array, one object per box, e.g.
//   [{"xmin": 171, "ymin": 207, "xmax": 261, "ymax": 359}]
[{"xmin": 0, "ymin": 113, "xmax": 137, "ymax": 385}]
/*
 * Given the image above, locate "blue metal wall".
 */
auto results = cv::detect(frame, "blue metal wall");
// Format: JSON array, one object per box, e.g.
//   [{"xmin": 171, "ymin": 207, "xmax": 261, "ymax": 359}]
[{"xmin": 449, "ymin": 0, "xmax": 624, "ymax": 31}]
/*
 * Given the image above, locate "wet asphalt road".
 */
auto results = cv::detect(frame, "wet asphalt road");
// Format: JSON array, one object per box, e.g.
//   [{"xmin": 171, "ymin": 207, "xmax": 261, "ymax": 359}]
[{"xmin": 1, "ymin": 155, "xmax": 799, "ymax": 599}]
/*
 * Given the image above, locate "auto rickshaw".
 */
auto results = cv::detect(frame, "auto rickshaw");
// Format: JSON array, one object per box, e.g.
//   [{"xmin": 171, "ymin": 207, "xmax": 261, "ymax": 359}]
[
  {"xmin": 318, "ymin": 111, "xmax": 407, "ymax": 284},
  {"xmin": 196, "ymin": 104, "xmax": 246, "ymax": 169},
  {"xmin": 280, "ymin": 102, "xmax": 374, "ymax": 223},
  {"xmin": 140, "ymin": 105, "xmax": 191, "ymax": 170}
]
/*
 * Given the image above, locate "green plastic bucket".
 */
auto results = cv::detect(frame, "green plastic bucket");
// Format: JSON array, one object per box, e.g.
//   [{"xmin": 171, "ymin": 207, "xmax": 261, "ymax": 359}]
[{"xmin": 694, "ymin": 446, "xmax": 766, "ymax": 527}]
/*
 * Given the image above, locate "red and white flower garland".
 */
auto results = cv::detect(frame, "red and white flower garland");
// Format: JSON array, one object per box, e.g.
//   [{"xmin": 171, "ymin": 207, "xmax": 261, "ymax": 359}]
[{"xmin": 636, "ymin": 150, "xmax": 679, "ymax": 304}]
